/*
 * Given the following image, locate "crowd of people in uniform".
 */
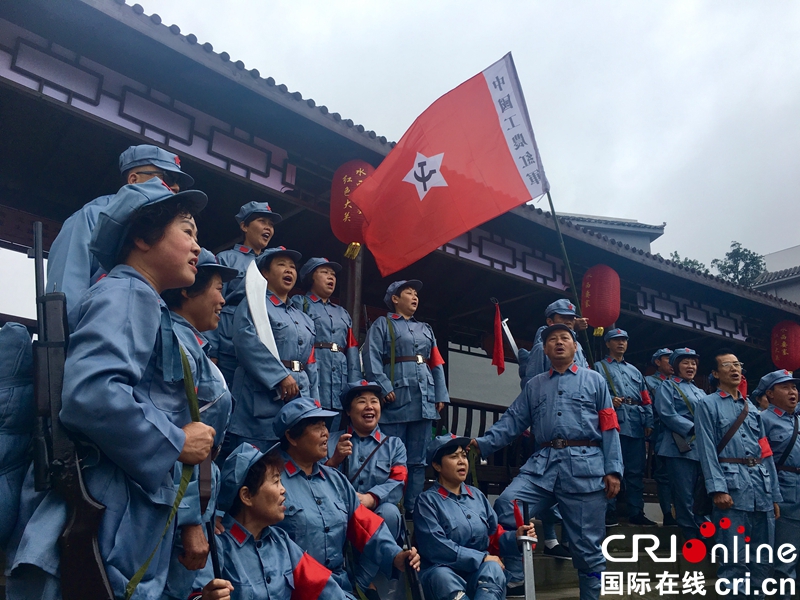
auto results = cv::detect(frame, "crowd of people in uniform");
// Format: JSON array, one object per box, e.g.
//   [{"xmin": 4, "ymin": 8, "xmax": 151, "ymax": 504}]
[{"xmin": 0, "ymin": 143, "xmax": 798, "ymax": 600}]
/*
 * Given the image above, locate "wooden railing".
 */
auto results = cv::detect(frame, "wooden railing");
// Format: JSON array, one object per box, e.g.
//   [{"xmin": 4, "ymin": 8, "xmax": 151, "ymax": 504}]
[
  {"xmin": 434, "ymin": 397, "xmax": 658, "ymax": 502},
  {"xmin": 431, "ymin": 397, "xmax": 535, "ymax": 496}
]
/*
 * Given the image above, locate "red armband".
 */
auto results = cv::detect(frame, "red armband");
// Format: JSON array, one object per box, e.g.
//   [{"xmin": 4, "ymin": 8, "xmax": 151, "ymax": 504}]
[
  {"xmin": 308, "ymin": 347, "xmax": 316, "ymax": 365},
  {"xmin": 598, "ymin": 407, "xmax": 620, "ymax": 432},
  {"xmin": 640, "ymin": 390, "xmax": 652, "ymax": 406},
  {"xmin": 488, "ymin": 524, "xmax": 507, "ymax": 556},
  {"xmin": 389, "ymin": 465, "xmax": 408, "ymax": 487},
  {"xmin": 428, "ymin": 346, "xmax": 445, "ymax": 369},
  {"xmin": 291, "ymin": 552, "xmax": 333, "ymax": 600},
  {"xmin": 346, "ymin": 504, "xmax": 384, "ymax": 553},
  {"xmin": 347, "ymin": 327, "xmax": 359, "ymax": 348},
  {"xmin": 759, "ymin": 437, "xmax": 774, "ymax": 459}
]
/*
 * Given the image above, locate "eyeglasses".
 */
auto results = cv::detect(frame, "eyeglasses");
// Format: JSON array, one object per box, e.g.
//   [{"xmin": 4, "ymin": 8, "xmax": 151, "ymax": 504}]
[
  {"xmin": 720, "ymin": 361, "xmax": 744, "ymax": 370},
  {"xmin": 133, "ymin": 169, "xmax": 179, "ymax": 187}
]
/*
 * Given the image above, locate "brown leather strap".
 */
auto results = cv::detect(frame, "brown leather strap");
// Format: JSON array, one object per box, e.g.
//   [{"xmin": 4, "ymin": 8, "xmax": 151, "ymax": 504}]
[
  {"xmin": 777, "ymin": 465, "xmax": 800, "ymax": 474},
  {"xmin": 717, "ymin": 398, "xmax": 749, "ymax": 455},
  {"xmin": 348, "ymin": 435, "xmax": 389, "ymax": 484},
  {"xmin": 719, "ymin": 457, "xmax": 762, "ymax": 467},
  {"xmin": 281, "ymin": 359, "xmax": 305, "ymax": 372},
  {"xmin": 314, "ymin": 342, "xmax": 341, "ymax": 352},
  {"xmin": 620, "ymin": 397, "xmax": 641, "ymax": 405},
  {"xmin": 383, "ymin": 354, "xmax": 425, "ymax": 365},
  {"xmin": 540, "ymin": 439, "xmax": 601, "ymax": 449}
]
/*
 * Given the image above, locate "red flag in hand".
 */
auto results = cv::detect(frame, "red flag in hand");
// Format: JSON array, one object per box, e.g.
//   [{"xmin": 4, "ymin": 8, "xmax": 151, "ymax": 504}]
[
  {"xmin": 492, "ymin": 303, "xmax": 505, "ymax": 375},
  {"xmin": 350, "ymin": 53, "xmax": 549, "ymax": 276}
]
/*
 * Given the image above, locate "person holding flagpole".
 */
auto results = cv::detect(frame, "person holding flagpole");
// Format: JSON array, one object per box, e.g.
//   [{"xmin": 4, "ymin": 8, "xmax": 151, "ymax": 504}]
[{"xmin": 362, "ymin": 279, "xmax": 449, "ymax": 516}]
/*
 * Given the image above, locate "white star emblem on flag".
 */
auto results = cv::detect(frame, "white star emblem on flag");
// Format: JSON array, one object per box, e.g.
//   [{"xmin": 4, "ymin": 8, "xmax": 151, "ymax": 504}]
[{"xmin": 403, "ymin": 152, "xmax": 447, "ymax": 201}]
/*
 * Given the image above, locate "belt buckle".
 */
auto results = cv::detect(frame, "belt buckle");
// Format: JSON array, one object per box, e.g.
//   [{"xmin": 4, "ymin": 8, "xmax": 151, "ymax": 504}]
[
  {"xmin": 552, "ymin": 438, "xmax": 567, "ymax": 450},
  {"xmin": 330, "ymin": 343, "xmax": 339, "ymax": 352},
  {"xmin": 745, "ymin": 457, "xmax": 758, "ymax": 467},
  {"xmin": 415, "ymin": 354, "xmax": 424, "ymax": 364},
  {"xmin": 290, "ymin": 360, "xmax": 301, "ymax": 372}
]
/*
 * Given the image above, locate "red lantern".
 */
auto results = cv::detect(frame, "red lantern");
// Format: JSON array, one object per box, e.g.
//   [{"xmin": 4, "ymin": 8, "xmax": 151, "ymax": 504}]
[
  {"xmin": 581, "ymin": 264, "xmax": 620, "ymax": 328},
  {"xmin": 330, "ymin": 160, "xmax": 374, "ymax": 257},
  {"xmin": 771, "ymin": 321, "xmax": 800, "ymax": 371}
]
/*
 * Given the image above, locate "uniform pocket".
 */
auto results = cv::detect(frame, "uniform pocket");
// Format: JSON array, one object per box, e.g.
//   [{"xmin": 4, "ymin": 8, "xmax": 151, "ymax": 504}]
[
  {"xmin": 282, "ymin": 503, "xmax": 307, "ymax": 539},
  {"xmin": 721, "ymin": 464, "xmax": 741, "ymax": 490},
  {"xmin": 569, "ymin": 446, "xmax": 605, "ymax": 477}
]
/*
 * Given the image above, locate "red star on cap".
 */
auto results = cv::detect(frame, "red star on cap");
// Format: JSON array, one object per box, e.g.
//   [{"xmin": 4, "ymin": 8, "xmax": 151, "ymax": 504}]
[
  {"xmin": 314, "ymin": 399, "xmax": 321, "ymax": 408},
  {"xmin": 279, "ymin": 245, "xmax": 286, "ymax": 250},
  {"xmin": 450, "ymin": 434, "xmax": 457, "ymax": 439},
  {"xmin": 360, "ymin": 380, "xmax": 368, "ymax": 386},
  {"xmin": 174, "ymin": 156, "xmax": 181, "ymax": 166}
]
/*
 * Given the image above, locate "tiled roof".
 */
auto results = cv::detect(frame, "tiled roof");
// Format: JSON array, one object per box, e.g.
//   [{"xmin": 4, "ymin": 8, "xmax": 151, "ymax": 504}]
[
  {"xmin": 559, "ymin": 213, "xmax": 665, "ymax": 231},
  {"xmin": 752, "ymin": 266, "xmax": 800, "ymax": 287},
  {"xmin": 513, "ymin": 203, "xmax": 800, "ymax": 312},
  {"xmin": 111, "ymin": 1, "xmax": 396, "ymax": 151}
]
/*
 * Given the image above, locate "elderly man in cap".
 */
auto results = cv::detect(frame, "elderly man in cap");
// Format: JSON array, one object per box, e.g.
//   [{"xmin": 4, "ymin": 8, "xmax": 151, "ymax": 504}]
[
  {"xmin": 212, "ymin": 201, "xmax": 283, "ymax": 385},
  {"xmin": 272, "ymin": 396, "xmax": 419, "ymax": 594},
  {"xmin": 292, "ymin": 258, "xmax": 362, "ymax": 430},
  {"xmin": 363, "ymin": 279, "xmax": 449, "ymax": 515},
  {"xmin": 696, "ymin": 349, "xmax": 781, "ymax": 596},
  {"xmin": 646, "ymin": 348, "xmax": 676, "ymax": 526},
  {"xmin": 224, "ymin": 246, "xmax": 318, "ymax": 461},
  {"xmin": 47, "ymin": 144, "xmax": 194, "ymax": 315},
  {"xmin": 471, "ymin": 323, "xmax": 622, "ymax": 600},
  {"xmin": 327, "ymin": 380, "xmax": 408, "ymax": 596},
  {"xmin": 519, "ymin": 298, "xmax": 589, "ymax": 389},
  {"xmin": 759, "ymin": 369, "xmax": 800, "ymax": 600},
  {"xmin": 654, "ymin": 348, "xmax": 706, "ymax": 539},
  {"xmin": 594, "ymin": 328, "xmax": 654, "ymax": 527}
]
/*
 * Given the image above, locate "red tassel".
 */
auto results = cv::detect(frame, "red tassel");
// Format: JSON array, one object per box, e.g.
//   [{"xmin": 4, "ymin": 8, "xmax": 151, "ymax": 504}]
[
  {"xmin": 492, "ymin": 303, "xmax": 505, "ymax": 375},
  {"xmin": 513, "ymin": 499, "xmax": 524, "ymax": 528}
]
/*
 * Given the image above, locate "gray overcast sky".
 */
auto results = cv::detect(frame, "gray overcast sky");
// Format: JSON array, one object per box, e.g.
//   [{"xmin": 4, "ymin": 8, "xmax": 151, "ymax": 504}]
[{"xmin": 2, "ymin": 0, "xmax": 800, "ymax": 319}]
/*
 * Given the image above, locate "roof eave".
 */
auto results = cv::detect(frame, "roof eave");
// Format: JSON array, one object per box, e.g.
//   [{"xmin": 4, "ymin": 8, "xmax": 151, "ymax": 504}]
[
  {"xmin": 78, "ymin": 0, "xmax": 394, "ymax": 157},
  {"xmin": 510, "ymin": 204, "xmax": 800, "ymax": 316}
]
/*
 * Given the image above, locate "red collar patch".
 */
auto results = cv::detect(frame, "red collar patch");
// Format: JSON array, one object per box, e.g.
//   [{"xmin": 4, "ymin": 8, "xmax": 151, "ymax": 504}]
[
  {"xmin": 437, "ymin": 486, "xmax": 449, "ymax": 499},
  {"xmin": 309, "ymin": 294, "xmax": 320, "ymax": 302},
  {"xmin": 374, "ymin": 430, "xmax": 382, "ymax": 442},
  {"xmin": 548, "ymin": 368, "xmax": 555, "ymax": 377},
  {"xmin": 719, "ymin": 391, "xmax": 730, "ymax": 398},
  {"xmin": 269, "ymin": 294, "xmax": 282, "ymax": 306},
  {"xmin": 673, "ymin": 377, "xmax": 682, "ymax": 383},
  {"xmin": 606, "ymin": 357, "xmax": 613, "ymax": 363},
  {"xmin": 464, "ymin": 485, "xmax": 473, "ymax": 497},
  {"xmin": 569, "ymin": 364, "xmax": 578, "ymax": 374},
  {"xmin": 391, "ymin": 314, "xmax": 401, "ymax": 320},
  {"xmin": 238, "ymin": 245, "xmax": 251, "ymax": 254},
  {"xmin": 230, "ymin": 523, "xmax": 247, "ymax": 544},
  {"xmin": 285, "ymin": 461, "xmax": 298, "ymax": 475},
  {"xmin": 774, "ymin": 407, "xmax": 785, "ymax": 416},
  {"xmin": 659, "ymin": 374, "xmax": 667, "ymax": 380}
]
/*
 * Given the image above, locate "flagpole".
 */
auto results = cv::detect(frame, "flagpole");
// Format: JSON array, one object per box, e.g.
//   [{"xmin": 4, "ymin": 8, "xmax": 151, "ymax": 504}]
[{"xmin": 545, "ymin": 190, "xmax": 596, "ymax": 367}]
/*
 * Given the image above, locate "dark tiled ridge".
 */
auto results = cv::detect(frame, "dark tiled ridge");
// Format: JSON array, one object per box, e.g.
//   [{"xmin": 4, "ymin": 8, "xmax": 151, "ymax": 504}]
[{"xmin": 117, "ymin": 0, "xmax": 396, "ymax": 148}]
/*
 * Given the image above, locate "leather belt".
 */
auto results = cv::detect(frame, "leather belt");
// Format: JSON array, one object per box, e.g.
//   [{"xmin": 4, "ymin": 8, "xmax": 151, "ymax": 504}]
[
  {"xmin": 281, "ymin": 360, "xmax": 305, "ymax": 372},
  {"xmin": 719, "ymin": 457, "xmax": 762, "ymax": 467},
  {"xmin": 620, "ymin": 397, "xmax": 641, "ymax": 405},
  {"xmin": 540, "ymin": 439, "xmax": 601, "ymax": 450},
  {"xmin": 383, "ymin": 354, "xmax": 425, "ymax": 365},
  {"xmin": 777, "ymin": 465, "xmax": 800, "ymax": 474},
  {"xmin": 314, "ymin": 342, "xmax": 341, "ymax": 352}
]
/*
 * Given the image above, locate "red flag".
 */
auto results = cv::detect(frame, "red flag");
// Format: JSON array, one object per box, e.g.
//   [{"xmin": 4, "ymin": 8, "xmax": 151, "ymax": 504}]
[
  {"xmin": 492, "ymin": 303, "xmax": 505, "ymax": 375},
  {"xmin": 350, "ymin": 53, "xmax": 549, "ymax": 276}
]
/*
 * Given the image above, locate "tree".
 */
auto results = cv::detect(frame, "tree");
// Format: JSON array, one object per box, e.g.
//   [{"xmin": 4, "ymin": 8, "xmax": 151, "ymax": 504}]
[
  {"xmin": 669, "ymin": 251, "xmax": 709, "ymax": 274},
  {"xmin": 711, "ymin": 241, "xmax": 765, "ymax": 287}
]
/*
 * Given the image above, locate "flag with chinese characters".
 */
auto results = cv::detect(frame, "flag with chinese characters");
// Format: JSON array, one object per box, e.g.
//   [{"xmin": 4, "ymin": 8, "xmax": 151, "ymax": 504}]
[{"xmin": 350, "ymin": 52, "xmax": 549, "ymax": 276}]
